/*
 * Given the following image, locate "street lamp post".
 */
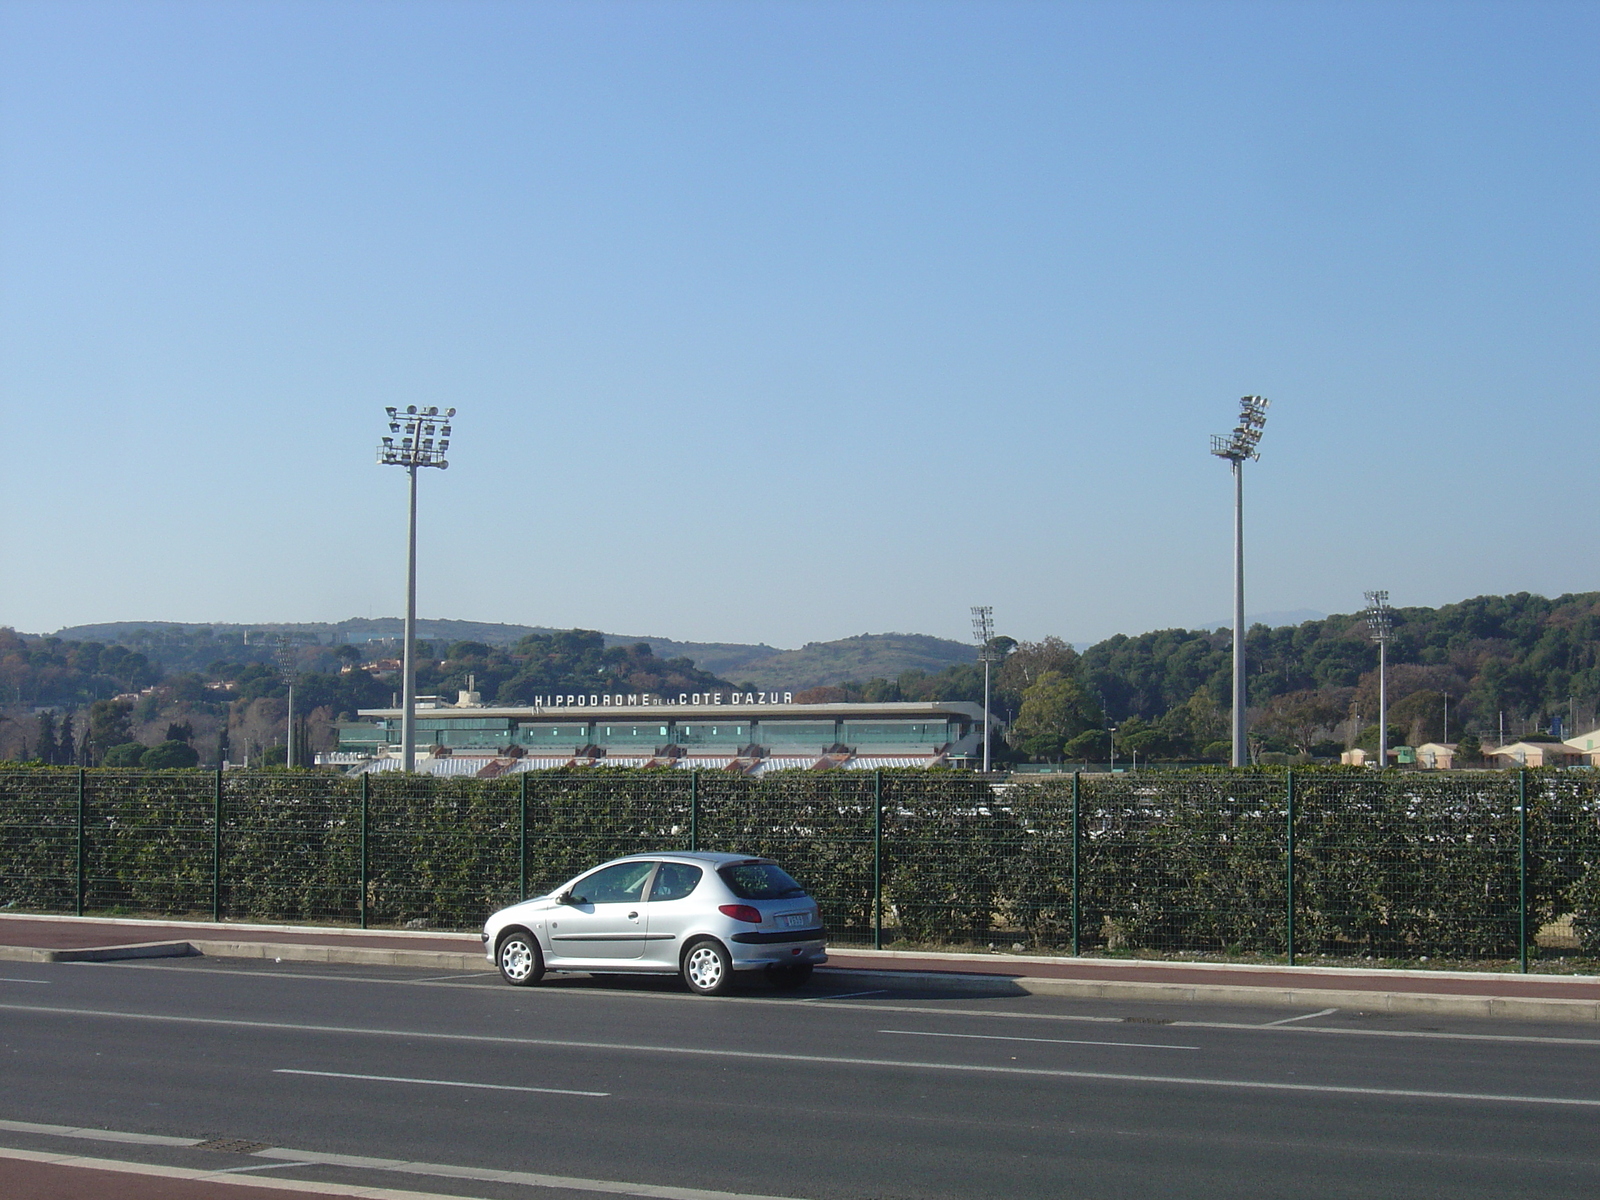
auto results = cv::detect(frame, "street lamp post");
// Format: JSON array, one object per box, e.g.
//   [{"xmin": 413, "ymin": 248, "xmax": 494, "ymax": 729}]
[
  {"xmin": 378, "ymin": 405, "xmax": 454, "ymax": 774},
  {"xmin": 1364, "ymin": 590, "xmax": 1393, "ymax": 769},
  {"xmin": 971, "ymin": 606, "xmax": 995, "ymax": 773},
  {"xmin": 1211, "ymin": 396, "xmax": 1270, "ymax": 768}
]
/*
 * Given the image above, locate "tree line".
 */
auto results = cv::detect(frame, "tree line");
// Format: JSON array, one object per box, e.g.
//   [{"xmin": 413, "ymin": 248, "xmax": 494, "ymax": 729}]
[
  {"xmin": 3, "ymin": 591, "xmax": 1597, "ymax": 766},
  {"xmin": 799, "ymin": 591, "xmax": 1600, "ymax": 761}
]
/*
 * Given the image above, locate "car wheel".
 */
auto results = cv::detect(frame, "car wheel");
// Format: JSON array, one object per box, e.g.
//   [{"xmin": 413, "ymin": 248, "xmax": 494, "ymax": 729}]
[
  {"xmin": 681, "ymin": 938, "xmax": 733, "ymax": 996},
  {"xmin": 497, "ymin": 929, "xmax": 544, "ymax": 987},
  {"xmin": 765, "ymin": 963, "xmax": 813, "ymax": 990}
]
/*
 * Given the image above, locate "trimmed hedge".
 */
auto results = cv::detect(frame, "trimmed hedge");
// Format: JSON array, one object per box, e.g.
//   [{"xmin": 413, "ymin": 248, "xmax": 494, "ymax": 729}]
[{"xmin": 3, "ymin": 766, "xmax": 1599, "ymax": 961}]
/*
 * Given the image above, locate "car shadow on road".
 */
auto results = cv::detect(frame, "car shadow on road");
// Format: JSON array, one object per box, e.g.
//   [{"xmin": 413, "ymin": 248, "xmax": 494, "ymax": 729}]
[{"xmin": 537, "ymin": 969, "xmax": 1031, "ymax": 1002}]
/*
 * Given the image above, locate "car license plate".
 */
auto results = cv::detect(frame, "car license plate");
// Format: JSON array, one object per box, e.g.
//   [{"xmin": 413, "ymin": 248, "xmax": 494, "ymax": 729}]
[{"xmin": 779, "ymin": 912, "xmax": 810, "ymax": 929}]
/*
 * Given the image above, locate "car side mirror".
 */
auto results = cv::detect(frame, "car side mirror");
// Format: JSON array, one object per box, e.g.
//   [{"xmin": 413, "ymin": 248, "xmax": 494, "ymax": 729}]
[{"xmin": 559, "ymin": 892, "xmax": 582, "ymax": 905}]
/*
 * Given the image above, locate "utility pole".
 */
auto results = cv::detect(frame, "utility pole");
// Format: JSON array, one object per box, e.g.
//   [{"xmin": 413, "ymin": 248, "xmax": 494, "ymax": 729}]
[
  {"xmin": 971, "ymin": 606, "xmax": 995, "ymax": 773},
  {"xmin": 1365, "ymin": 591, "xmax": 1393, "ymax": 768},
  {"xmin": 1211, "ymin": 396, "xmax": 1270, "ymax": 767},
  {"xmin": 378, "ymin": 406, "xmax": 454, "ymax": 773}
]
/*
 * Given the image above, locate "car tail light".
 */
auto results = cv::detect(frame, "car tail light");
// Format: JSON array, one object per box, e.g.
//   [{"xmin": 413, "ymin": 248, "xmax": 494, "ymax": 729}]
[{"xmin": 719, "ymin": 904, "xmax": 763, "ymax": 924}]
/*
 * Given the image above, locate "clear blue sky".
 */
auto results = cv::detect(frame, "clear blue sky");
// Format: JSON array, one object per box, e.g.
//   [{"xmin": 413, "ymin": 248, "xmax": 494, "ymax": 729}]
[{"xmin": 2, "ymin": 0, "xmax": 1595, "ymax": 648}]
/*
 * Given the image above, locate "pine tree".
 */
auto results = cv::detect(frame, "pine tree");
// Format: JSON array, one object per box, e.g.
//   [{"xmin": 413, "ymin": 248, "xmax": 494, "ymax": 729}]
[
  {"xmin": 35, "ymin": 712, "xmax": 57, "ymax": 766},
  {"xmin": 58, "ymin": 713, "xmax": 76, "ymax": 766}
]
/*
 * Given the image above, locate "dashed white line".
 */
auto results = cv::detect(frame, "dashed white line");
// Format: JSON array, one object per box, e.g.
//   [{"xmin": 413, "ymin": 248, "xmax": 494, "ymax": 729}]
[
  {"xmin": 8, "ymin": 1003, "xmax": 1600, "ymax": 1108},
  {"xmin": 880, "ymin": 1028, "xmax": 1199, "ymax": 1051}
]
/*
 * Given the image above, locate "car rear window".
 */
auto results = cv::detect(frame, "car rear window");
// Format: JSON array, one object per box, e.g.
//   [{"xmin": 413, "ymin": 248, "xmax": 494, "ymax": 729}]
[{"xmin": 719, "ymin": 862, "xmax": 806, "ymax": 900}]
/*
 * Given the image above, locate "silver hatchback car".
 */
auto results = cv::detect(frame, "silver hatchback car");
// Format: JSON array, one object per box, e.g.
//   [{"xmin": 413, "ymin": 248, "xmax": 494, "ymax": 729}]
[{"xmin": 482, "ymin": 852, "xmax": 828, "ymax": 995}]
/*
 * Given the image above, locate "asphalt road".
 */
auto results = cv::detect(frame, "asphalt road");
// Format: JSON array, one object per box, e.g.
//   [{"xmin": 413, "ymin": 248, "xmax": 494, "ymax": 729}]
[{"xmin": 3, "ymin": 957, "xmax": 1600, "ymax": 1199}]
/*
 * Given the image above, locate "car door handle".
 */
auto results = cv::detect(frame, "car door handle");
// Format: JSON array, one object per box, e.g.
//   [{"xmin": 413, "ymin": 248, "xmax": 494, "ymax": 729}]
[{"xmin": 628, "ymin": 912, "xmax": 638, "ymax": 919}]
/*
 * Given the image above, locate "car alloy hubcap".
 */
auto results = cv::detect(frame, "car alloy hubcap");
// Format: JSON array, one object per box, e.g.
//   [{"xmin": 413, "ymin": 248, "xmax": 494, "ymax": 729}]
[
  {"xmin": 687, "ymin": 947, "xmax": 722, "ymax": 989},
  {"xmin": 501, "ymin": 940, "xmax": 533, "ymax": 980}
]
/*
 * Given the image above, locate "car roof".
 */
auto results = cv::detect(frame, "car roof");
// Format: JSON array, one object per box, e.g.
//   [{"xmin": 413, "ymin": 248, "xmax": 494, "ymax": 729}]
[{"xmin": 603, "ymin": 851, "xmax": 771, "ymax": 867}]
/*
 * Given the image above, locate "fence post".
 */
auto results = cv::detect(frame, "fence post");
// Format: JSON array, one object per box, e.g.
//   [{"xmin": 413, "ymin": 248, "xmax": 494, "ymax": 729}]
[
  {"xmin": 519, "ymin": 771, "xmax": 528, "ymax": 902},
  {"xmin": 873, "ymin": 770, "xmax": 883, "ymax": 950},
  {"xmin": 212, "ymin": 768, "xmax": 223, "ymax": 922},
  {"xmin": 360, "ymin": 772, "xmax": 369, "ymax": 930},
  {"xmin": 1071, "ymin": 771, "xmax": 1081, "ymax": 957},
  {"xmin": 1519, "ymin": 768, "xmax": 1528, "ymax": 974},
  {"xmin": 1285, "ymin": 768, "xmax": 1296, "ymax": 967},
  {"xmin": 75, "ymin": 767, "xmax": 85, "ymax": 917},
  {"xmin": 690, "ymin": 770, "xmax": 699, "ymax": 853}
]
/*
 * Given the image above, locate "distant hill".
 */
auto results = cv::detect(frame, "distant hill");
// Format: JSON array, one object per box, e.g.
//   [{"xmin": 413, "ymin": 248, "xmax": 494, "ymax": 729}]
[
  {"xmin": 46, "ymin": 619, "xmax": 970, "ymax": 690},
  {"xmin": 712, "ymin": 633, "xmax": 978, "ymax": 691},
  {"xmin": 53, "ymin": 617, "xmax": 548, "ymax": 649}
]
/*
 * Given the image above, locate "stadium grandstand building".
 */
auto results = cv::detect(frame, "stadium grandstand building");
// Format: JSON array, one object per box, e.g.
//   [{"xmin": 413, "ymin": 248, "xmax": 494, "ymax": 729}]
[{"xmin": 331, "ymin": 684, "xmax": 990, "ymax": 776}]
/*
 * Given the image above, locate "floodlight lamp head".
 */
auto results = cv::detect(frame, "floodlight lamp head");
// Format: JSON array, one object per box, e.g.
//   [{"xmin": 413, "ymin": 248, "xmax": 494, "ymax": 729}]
[
  {"xmin": 445, "ymin": 407, "xmax": 456, "ymax": 418},
  {"xmin": 406, "ymin": 405, "xmax": 417, "ymax": 414},
  {"xmin": 385, "ymin": 407, "xmax": 397, "ymax": 418},
  {"xmin": 1363, "ymin": 590, "xmax": 1394, "ymax": 640}
]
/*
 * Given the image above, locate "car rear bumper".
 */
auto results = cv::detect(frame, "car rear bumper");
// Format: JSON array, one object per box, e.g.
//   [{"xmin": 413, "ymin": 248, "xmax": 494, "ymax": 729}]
[{"xmin": 729, "ymin": 936, "xmax": 827, "ymax": 969}]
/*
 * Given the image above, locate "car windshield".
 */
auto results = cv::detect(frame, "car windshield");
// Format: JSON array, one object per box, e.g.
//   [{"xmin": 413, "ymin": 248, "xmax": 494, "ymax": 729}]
[{"xmin": 719, "ymin": 862, "xmax": 806, "ymax": 900}]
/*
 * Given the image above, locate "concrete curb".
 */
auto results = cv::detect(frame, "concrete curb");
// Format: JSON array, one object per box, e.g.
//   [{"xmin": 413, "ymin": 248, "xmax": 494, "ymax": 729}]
[
  {"xmin": 1001, "ymin": 975, "xmax": 1600, "ymax": 1022},
  {"xmin": 185, "ymin": 940, "xmax": 488, "ymax": 972},
  {"xmin": 0, "ymin": 941, "xmax": 196, "ymax": 964},
  {"xmin": 817, "ymin": 968, "xmax": 1599, "ymax": 1021}
]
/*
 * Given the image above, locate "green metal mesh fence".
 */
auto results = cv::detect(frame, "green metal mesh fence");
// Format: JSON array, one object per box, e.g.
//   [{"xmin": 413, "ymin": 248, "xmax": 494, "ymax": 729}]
[
  {"xmin": 0, "ymin": 768, "xmax": 77, "ymax": 913},
  {"xmin": 4, "ymin": 765, "xmax": 1600, "ymax": 968},
  {"xmin": 698, "ymin": 770, "xmax": 877, "ymax": 945}
]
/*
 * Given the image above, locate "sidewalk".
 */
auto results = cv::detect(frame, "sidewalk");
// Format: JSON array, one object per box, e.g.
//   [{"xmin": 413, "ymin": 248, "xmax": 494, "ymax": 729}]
[{"xmin": 4, "ymin": 912, "xmax": 1599, "ymax": 1022}]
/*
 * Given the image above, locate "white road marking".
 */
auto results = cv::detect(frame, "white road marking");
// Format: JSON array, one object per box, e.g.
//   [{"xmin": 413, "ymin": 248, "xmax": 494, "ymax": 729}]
[
  {"xmin": 881, "ymin": 1028, "xmax": 1199, "ymax": 1051},
  {"xmin": 8, "ymin": 1002, "xmax": 1600, "ymax": 1109},
  {"xmin": 275, "ymin": 1068, "xmax": 608, "ymax": 1096},
  {"xmin": 1263, "ymin": 1007, "xmax": 1339, "ymax": 1026},
  {"xmin": 43, "ymin": 966, "xmax": 1600, "ymax": 1049},
  {"xmin": 403, "ymin": 971, "xmax": 500, "ymax": 983},
  {"xmin": 207, "ymin": 1160, "xmax": 306, "ymax": 1174},
  {"xmin": 0, "ymin": 977, "xmax": 49, "ymax": 984},
  {"xmin": 99, "ymin": 960, "xmax": 1600, "ymax": 1049},
  {"xmin": 0, "ymin": 1138, "xmax": 806, "ymax": 1199},
  {"xmin": 804, "ymin": 990, "xmax": 886, "ymax": 1001}
]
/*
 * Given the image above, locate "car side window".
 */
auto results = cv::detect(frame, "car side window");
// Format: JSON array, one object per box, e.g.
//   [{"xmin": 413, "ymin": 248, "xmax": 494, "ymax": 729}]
[
  {"xmin": 573, "ymin": 861, "xmax": 655, "ymax": 905},
  {"xmin": 649, "ymin": 863, "xmax": 703, "ymax": 902}
]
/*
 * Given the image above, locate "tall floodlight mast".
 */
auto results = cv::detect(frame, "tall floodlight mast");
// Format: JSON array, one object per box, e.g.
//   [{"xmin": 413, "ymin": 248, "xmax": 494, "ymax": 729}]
[
  {"xmin": 378, "ymin": 405, "xmax": 454, "ymax": 773},
  {"xmin": 274, "ymin": 635, "xmax": 300, "ymax": 769},
  {"xmin": 1364, "ymin": 591, "xmax": 1393, "ymax": 769},
  {"xmin": 1211, "ymin": 395, "xmax": 1270, "ymax": 768},
  {"xmin": 971, "ymin": 606, "xmax": 995, "ymax": 773}
]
